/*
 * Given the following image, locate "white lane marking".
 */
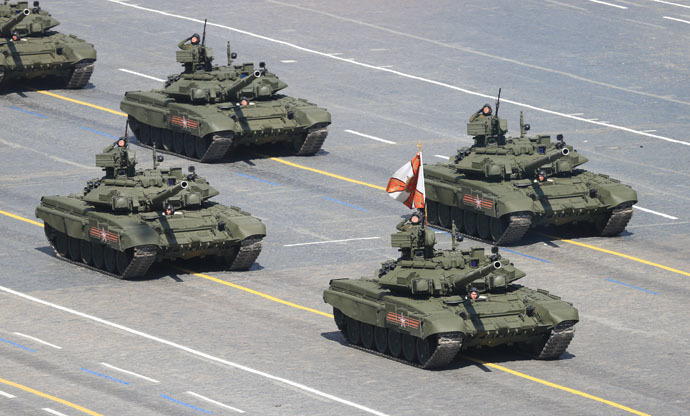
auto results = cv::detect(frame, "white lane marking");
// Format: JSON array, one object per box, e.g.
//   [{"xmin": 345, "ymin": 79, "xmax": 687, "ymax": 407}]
[
  {"xmin": 587, "ymin": 118, "xmax": 600, "ymax": 121},
  {"xmin": 434, "ymin": 155, "xmax": 450, "ymax": 160},
  {"xmin": 0, "ymin": 138, "xmax": 95, "ymax": 170},
  {"xmin": 653, "ymin": 0, "xmax": 690, "ymax": 9},
  {"xmin": 118, "ymin": 68, "xmax": 165, "ymax": 82},
  {"xmin": 588, "ymin": 0, "xmax": 628, "ymax": 9},
  {"xmin": 344, "ymin": 129, "xmax": 396, "ymax": 144},
  {"xmin": 378, "ymin": 65, "xmax": 393, "ymax": 68},
  {"xmin": 186, "ymin": 391, "xmax": 245, "ymax": 413},
  {"xmin": 284, "ymin": 237, "xmax": 381, "ymax": 247},
  {"xmin": 106, "ymin": 0, "xmax": 690, "ymax": 147},
  {"xmin": 633, "ymin": 205, "xmax": 679, "ymax": 220},
  {"xmin": 568, "ymin": 113, "xmax": 584, "ymax": 116},
  {"xmin": 100, "ymin": 362, "xmax": 160, "ymax": 383},
  {"xmin": 327, "ymin": 52, "xmax": 343, "ymax": 56},
  {"xmin": 370, "ymin": 48, "xmax": 388, "ymax": 51},
  {"xmin": 642, "ymin": 129, "xmax": 657, "ymax": 133},
  {"xmin": 280, "ymin": 60, "xmax": 297, "ymax": 63},
  {"xmin": 13, "ymin": 332, "xmax": 62, "ymax": 349},
  {"xmin": 0, "ymin": 285, "xmax": 388, "ymax": 416},
  {"xmin": 0, "ymin": 390, "xmax": 16, "ymax": 398},
  {"xmin": 663, "ymin": 15, "xmax": 690, "ymax": 24},
  {"xmin": 42, "ymin": 409, "xmax": 69, "ymax": 416}
]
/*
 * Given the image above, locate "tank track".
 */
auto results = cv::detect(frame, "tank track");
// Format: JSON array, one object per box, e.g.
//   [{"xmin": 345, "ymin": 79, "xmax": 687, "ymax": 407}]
[
  {"xmin": 598, "ymin": 204, "xmax": 634, "ymax": 236},
  {"xmin": 65, "ymin": 60, "xmax": 95, "ymax": 89},
  {"xmin": 48, "ymin": 237, "xmax": 157, "ymax": 279},
  {"xmin": 228, "ymin": 237, "xmax": 262, "ymax": 271},
  {"xmin": 535, "ymin": 327, "xmax": 575, "ymax": 359},
  {"xmin": 199, "ymin": 133, "xmax": 234, "ymax": 162},
  {"xmin": 295, "ymin": 127, "xmax": 328, "ymax": 156},
  {"xmin": 431, "ymin": 212, "xmax": 532, "ymax": 246}
]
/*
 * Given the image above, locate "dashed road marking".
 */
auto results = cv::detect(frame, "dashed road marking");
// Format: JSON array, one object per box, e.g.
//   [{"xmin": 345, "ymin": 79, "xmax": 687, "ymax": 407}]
[
  {"xmin": 280, "ymin": 59, "xmax": 297, "ymax": 63},
  {"xmin": 434, "ymin": 154, "xmax": 450, "ymax": 160},
  {"xmin": 633, "ymin": 206, "xmax": 678, "ymax": 220},
  {"xmin": 43, "ymin": 409, "xmax": 70, "ymax": 416},
  {"xmin": 663, "ymin": 15, "xmax": 690, "ymax": 24},
  {"xmin": 161, "ymin": 394, "xmax": 211, "ymax": 414},
  {"xmin": 344, "ymin": 129, "xmax": 396, "ymax": 144},
  {"xmin": 0, "ymin": 376, "xmax": 103, "ymax": 415},
  {"xmin": 653, "ymin": 0, "xmax": 690, "ymax": 9},
  {"xmin": 186, "ymin": 391, "xmax": 245, "ymax": 413},
  {"xmin": 588, "ymin": 0, "xmax": 628, "ymax": 9},
  {"xmin": 100, "ymin": 362, "xmax": 160, "ymax": 383},
  {"xmin": 0, "ymin": 390, "xmax": 16, "ymax": 398},
  {"xmin": 323, "ymin": 196, "xmax": 368, "ymax": 212},
  {"xmin": 80, "ymin": 368, "xmax": 129, "ymax": 385},
  {"xmin": 605, "ymin": 278, "xmax": 658, "ymax": 295},
  {"xmin": 284, "ymin": 236, "xmax": 381, "ymax": 247},
  {"xmin": 118, "ymin": 68, "xmax": 165, "ymax": 82},
  {"xmin": 13, "ymin": 332, "xmax": 62, "ymax": 349}
]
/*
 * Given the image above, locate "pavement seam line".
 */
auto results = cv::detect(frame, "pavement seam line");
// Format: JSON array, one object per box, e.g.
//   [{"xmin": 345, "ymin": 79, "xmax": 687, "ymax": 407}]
[
  {"xmin": 0, "ymin": 377, "xmax": 103, "ymax": 416},
  {"xmin": 0, "ymin": 209, "xmax": 654, "ymax": 415}
]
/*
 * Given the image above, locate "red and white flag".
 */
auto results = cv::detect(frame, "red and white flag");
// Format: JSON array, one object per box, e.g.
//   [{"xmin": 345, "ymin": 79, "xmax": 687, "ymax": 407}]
[{"xmin": 386, "ymin": 151, "xmax": 425, "ymax": 208}]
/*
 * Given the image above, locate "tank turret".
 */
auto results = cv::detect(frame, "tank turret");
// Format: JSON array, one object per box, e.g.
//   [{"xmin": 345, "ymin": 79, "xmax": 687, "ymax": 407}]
[
  {"xmin": 0, "ymin": 7, "xmax": 29, "ymax": 36},
  {"xmin": 520, "ymin": 144, "xmax": 570, "ymax": 177}
]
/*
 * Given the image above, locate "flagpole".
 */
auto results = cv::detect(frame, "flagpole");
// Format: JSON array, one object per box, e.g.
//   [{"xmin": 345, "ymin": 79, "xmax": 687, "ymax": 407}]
[{"xmin": 417, "ymin": 141, "xmax": 427, "ymax": 225}]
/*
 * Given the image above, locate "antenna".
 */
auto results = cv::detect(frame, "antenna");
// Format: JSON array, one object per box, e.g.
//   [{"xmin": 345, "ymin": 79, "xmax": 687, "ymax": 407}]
[
  {"xmin": 201, "ymin": 18, "xmax": 207, "ymax": 45},
  {"xmin": 494, "ymin": 88, "xmax": 501, "ymax": 118}
]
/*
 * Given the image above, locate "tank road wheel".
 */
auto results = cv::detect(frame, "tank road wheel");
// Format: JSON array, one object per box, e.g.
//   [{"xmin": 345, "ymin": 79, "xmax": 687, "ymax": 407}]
[
  {"xmin": 374, "ymin": 327, "xmax": 388, "ymax": 353},
  {"xmin": 103, "ymin": 247, "xmax": 117, "ymax": 273},
  {"xmin": 490, "ymin": 216, "xmax": 508, "ymax": 242},
  {"xmin": 150, "ymin": 127, "xmax": 163, "ymax": 149},
  {"xmin": 0, "ymin": 66, "xmax": 5, "ymax": 85},
  {"xmin": 162, "ymin": 130, "xmax": 173, "ymax": 151},
  {"xmin": 137, "ymin": 124, "xmax": 151, "ymax": 146},
  {"xmin": 402, "ymin": 334, "xmax": 417, "ymax": 363},
  {"xmin": 360, "ymin": 323, "xmax": 375, "ymax": 349},
  {"xmin": 438, "ymin": 204, "xmax": 452, "ymax": 229},
  {"xmin": 67, "ymin": 236, "xmax": 81, "ymax": 261},
  {"xmin": 115, "ymin": 250, "xmax": 133, "ymax": 277},
  {"xmin": 333, "ymin": 308, "xmax": 346, "ymax": 331},
  {"xmin": 416, "ymin": 337, "xmax": 433, "ymax": 365},
  {"xmin": 345, "ymin": 317, "xmax": 361, "ymax": 345},
  {"xmin": 79, "ymin": 240, "xmax": 92, "ymax": 265},
  {"xmin": 387, "ymin": 329, "xmax": 402, "ymax": 358},
  {"xmin": 451, "ymin": 207, "xmax": 464, "ymax": 231},
  {"xmin": 91, "ymin": 243, "xmax": 104, "ymax": 269},
  {"xmin": 426, "ymin": 200, "xmax": 439, "ymax": 225},
  {"xmin": 172, "ymin": 132, "xmax": 185, "ymax": 155},
  {"xmin": 55, "ymin": 232, "xmax": 69, "ymax": 257},
  {"xmin": 183, "ymin": 135, "xmax": 197, "ymax": 159},
  {"xmin": 464, "ymin": 211, "xmax": 478, "ymax": 236},
  {"xmin": 477, "ymin": 214, "xmax": 491, "ymax": 240},
  {"xmin": 195, "ymin": 136, "xmax": 210, "ymax": 160}
]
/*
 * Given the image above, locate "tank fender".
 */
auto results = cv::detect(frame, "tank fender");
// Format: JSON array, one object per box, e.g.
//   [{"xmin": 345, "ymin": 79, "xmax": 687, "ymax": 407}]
[
  {"xmin": 291, "ymin": 106, "xmax": 331, "ymax": 128},
  {"xmin": 224, "ymin": 215, "xmax": 266, "ymax": 241},
  {"xmin": 199, "ymin": 113, "xmax": 236, "ymax": 138},
  {"xmin": 323, "ymin": 289, "xmax": 381, "ymax": 326},
  {"xmin": 35, "ymin": 204, "xmax": 86, "ymax": 237},
  {"xmin": 595, "ymin": 184, "xmax": 638, "ymax": 208},
  {"xmin": 495, "ymin": 197, "xmax": 535, "ymax": 218},
  {"xmin": 118, "ymin": 224, "xmax": 160, "ymax": 250},
  {"xmin": 60, "ymin": 42, "xmax": 97, "ymax": 62},
  {"xmin": 532, "ymin": 301, "xmax": 579, "ymax": 327},
  {"xmin": 421, "ymin": 314, "xmax": 470, "ymax": 338}
]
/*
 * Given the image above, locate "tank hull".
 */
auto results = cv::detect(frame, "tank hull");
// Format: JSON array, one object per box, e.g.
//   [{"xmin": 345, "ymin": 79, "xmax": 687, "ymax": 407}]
[
  {"xmin": 324, "ymin": 278, "xmax": 578, "ymax": 368},
  {"xmin": 424, "ymin": 163, "xmax": 637, "ymax": 244},
  {"xmin": 0, "ymin": 32, "xmax": 96, "ymax": 87},
  {"xmin": 120, "ymin": 92, "xmax": 331, "ymax": 162},
  {"xmin": 35, "ymin": 195, "xmax": 265, "ymax": 278}
]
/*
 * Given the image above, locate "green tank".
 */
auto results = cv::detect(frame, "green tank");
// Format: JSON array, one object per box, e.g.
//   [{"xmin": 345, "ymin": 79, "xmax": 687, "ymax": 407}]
[
  {"xmin": 35, "ymin": 137, "xmax": 266, "ymax": 279},
  {"xmin": 323, "ymin": 212, "xmax": 578, "ymax": 369},
  {"xmin": 120, "ymin": 30, "xmax": 331, "ymax": 162},
  {"xmin": 0, "ymin": 1, "xmax": 96, "ymax": 88},
  {"xmin": 424, "ymin": 96, "xmax": 637, "ymax": 244}
]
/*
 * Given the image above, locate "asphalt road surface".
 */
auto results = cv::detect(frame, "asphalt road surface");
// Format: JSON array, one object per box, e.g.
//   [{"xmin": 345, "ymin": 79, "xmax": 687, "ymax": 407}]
[{"xmin": 1, "ymin": 1, "xmax": 689, "ymax": 415}]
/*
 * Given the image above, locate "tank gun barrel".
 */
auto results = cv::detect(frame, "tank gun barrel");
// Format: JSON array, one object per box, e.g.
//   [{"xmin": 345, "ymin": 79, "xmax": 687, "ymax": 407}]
[
  {"xmin": 150, "ymin": 181, "xmax": 188, "ymax": 206},
  {"xmin": 521, "ymin": 146, "xmax": 569, "ymax": 174},
  {"xmin": 226, "ymin": 69, "xmax": 263, "ymax": 99},
  {"xmin": 1, "ymin": 8, "xmax": 30, "ymax": 36},
  {"xmin": 451, "ymin": 260, "xmax": 502, "ymax": 290}
]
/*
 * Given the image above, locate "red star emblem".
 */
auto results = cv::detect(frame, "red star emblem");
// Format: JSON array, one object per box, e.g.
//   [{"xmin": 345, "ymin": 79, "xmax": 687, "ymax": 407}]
[
  {"xmin": 475, "ymin": 197, "xmax": 482, "ymax": 208},
  {"xmin": 181, "ymin": 117, "xmax": 188, "ymax": 128},
  {"xmin": 99, "ymin": 229, "xmax": 107, "ymax": 242},
  {"xmin": 399, "ymin": 317, "xmax": 407, "ymax": 327}
]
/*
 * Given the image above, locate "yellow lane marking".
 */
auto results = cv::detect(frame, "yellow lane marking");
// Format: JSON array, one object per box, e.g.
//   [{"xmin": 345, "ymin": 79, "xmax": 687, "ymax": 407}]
[
  {"xmin": 0, "ymin": 376, "xmax": 103, "ymax": 416},
  {"xmin": 550, "ymin": 236, "xmax": 690, "ymax": 277},
  {"xmin": 0, "ymin": 210, "xmax": 44, "ymax": 227},
  {"xmin": 176, "ymin": 267, "xmax": 334, "ymax": 318},
  {"xmin": 465, "ymin": 358, "xmax": 650, "ymax": 416},
  {"xmin": 263, "ymin": 155, "xmax": 386, "ymax": 191},
  {"xmin": 34, "ymin": 90, "xmax": 127, "ymax": 117},
  {"xmin": 1, "ymin": 208, "xmax": 648, "ymax": 415}
]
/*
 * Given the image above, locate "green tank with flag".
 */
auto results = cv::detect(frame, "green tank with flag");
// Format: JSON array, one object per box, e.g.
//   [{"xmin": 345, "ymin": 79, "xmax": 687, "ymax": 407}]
[
  {"xmin": 0, "ymin": 1, "xmax": 96, "ymax": 88},
  {"xmin": 423, "ymin": 92, "xmax": 637, "ymax": 244},
  {"xmin": 35, "ymin": 137, "xmax": 266, "ymax": 279},
  {"xmin": 120, "ymin": 26, "xmax": 331, "ymax": 162},
  {"xmin": 323, "ymin": 212, "xmax": 578, "ymax": 369}
]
